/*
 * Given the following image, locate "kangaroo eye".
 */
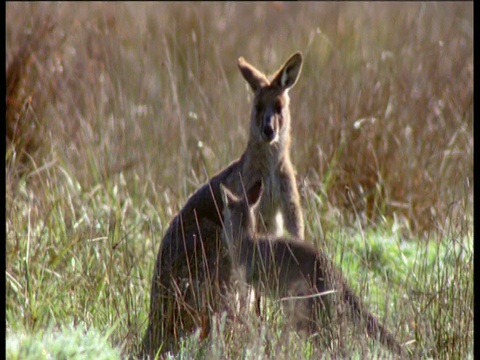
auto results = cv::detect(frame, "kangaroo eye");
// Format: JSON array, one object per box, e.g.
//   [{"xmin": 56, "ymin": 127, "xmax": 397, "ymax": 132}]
[{"xmin": 274, "ymin": 102, "xmax": 283, "ymax": 114}]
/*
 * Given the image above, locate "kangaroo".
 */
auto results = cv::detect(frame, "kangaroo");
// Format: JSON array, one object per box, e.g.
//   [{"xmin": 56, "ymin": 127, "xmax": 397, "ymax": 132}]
[
  {"xmin": 142, "ymin": 52, "xmax": 305, "ymax": 358},
  {"xmin": 220, "ymin": 180, "xmax": 408, "ymax": 358}
]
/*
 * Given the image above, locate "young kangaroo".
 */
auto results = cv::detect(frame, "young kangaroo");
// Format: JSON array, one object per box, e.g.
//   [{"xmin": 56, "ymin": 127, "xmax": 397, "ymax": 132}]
[
  {"xmin": 220, "ymin": 180, "xmax": 407, "ymax": 358},
  {"xmin": 142, "ymin": 53, "xmax": 305, "ymax": 358}
]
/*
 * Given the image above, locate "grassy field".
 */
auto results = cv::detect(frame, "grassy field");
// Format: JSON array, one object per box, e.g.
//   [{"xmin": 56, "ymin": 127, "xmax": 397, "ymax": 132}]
[{"xmin": 6, "ymin": 2, "xmax": 473, "ymax": 359}]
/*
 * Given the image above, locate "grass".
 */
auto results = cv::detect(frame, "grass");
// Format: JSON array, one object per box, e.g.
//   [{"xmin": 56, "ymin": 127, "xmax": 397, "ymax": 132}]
[
  {"xmin": 6, "ymin": 324, "xmax": 121, "ymax": 360},
  {"xmin": 6, "ymin": 2, "xmax": 473, "ymax": 359}
]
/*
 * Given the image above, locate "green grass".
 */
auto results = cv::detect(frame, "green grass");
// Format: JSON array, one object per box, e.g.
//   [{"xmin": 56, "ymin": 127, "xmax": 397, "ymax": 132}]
[
  {"xmin": 6, "ymin": 324, "xmax": 121, "ymax": 360},
  {"xmin": 6, "ymin": 164, "xmax": 472, "ymax": 358},
  {"xmin": 6, "ymin": 2, "xmax": 473, "ymax": 359}
]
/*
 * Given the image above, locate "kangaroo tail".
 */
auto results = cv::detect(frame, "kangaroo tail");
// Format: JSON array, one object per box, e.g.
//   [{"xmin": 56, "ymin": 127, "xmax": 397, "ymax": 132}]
[{"xmin": 343, "ymin": 286, "xmax": 407, "ymax": 357}]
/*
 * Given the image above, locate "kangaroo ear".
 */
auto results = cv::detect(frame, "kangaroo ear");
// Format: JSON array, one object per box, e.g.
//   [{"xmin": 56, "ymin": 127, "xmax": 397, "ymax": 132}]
[
  {"xmin": 220, "ymin": 184, "xmax": 237, "ymax": 208},
  {"xmin": 271, "ymin": 52, "xmax": 303, "ymax": 91},
  {"xmin": 238, "ymin": 56, "xmax": 269, "ymax": 92},
  {"xmin": 246, "ymin": 180, "xmax": 263, "ymax": 208}
]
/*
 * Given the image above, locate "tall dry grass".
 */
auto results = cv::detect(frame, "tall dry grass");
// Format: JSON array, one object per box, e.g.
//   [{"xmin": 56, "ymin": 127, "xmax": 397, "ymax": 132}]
[
  {"xmin": 6, "ymin": 2, "xmax": 472, "ymax": 233},
  {"xmin": 6, "ymin": 2, "xmax": 473, "ymax": 358}
]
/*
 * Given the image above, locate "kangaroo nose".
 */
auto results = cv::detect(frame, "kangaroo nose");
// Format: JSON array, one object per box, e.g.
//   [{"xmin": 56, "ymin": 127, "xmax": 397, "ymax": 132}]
[{"xmin": 263, "ymin": 125, "xmax": 274, "ymax": 139}]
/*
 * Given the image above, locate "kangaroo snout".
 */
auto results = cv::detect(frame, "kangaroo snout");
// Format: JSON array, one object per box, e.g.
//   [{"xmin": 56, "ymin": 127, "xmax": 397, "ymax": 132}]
[
  {"xmin": 263, "ymin": 124, "xmax": 275, "ymax": 141},
  {"xmin": 262, "ymin": 115, "xmax": 277, "ymax": 142}
]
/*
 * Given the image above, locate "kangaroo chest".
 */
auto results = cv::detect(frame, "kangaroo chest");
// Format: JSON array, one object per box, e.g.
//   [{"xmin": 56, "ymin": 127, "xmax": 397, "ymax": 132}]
[
  {"xmin": 237, "ymin": 151, "xmax": 287, "ymax": 234},
  {"xmin": 256, "ymin": 166, "xmax": 283, "ymax": 233}
]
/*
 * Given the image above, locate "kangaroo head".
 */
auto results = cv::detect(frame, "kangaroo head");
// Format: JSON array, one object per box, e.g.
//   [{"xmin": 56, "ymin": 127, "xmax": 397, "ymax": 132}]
[
  {"xmin": 221, "ymin": 180, "xmax": 264, "ymax": 247},
  {"xmin": 238, "ymin": 52, "xmax": 303, "ymax": 144}
]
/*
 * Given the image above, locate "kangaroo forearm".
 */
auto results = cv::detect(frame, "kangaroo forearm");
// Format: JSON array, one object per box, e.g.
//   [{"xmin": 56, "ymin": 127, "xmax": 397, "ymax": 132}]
[
  {"xmin": 280, "ymin": 176, "xmax": 304, "ymax": 238},
  {"xmin": 284, "ymin": 199, "xmax": 304, "ymax": 238}
]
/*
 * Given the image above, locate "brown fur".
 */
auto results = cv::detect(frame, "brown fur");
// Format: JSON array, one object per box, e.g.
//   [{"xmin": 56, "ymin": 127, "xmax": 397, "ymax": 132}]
[
  {"xmin": 141, "ymin": 52, "xmax": 305, "ymax": 358},
  {"xmin": 221, "ymin": 180, "xmax": 408, "ymax": 358}
]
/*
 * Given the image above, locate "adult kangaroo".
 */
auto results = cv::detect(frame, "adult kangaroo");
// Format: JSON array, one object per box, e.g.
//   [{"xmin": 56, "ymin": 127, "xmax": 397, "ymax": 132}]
[{"xmin": 142, "ymin": 52, "xmax": 305, "ymax": 358}]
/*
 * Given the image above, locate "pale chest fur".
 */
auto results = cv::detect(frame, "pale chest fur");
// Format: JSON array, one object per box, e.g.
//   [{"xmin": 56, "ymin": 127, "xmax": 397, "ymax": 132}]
[{"xmin": 256, "ymin": 165, "xmax": 283, "ymax": 232}]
